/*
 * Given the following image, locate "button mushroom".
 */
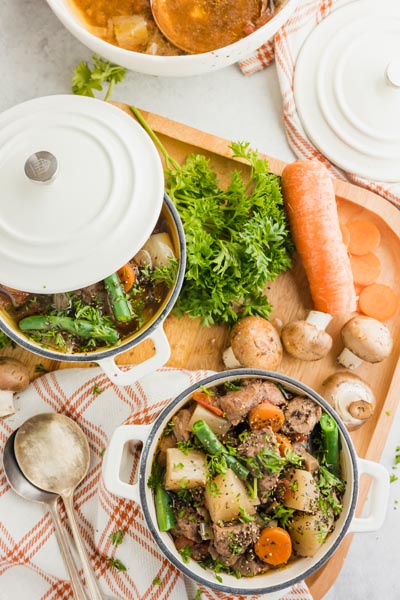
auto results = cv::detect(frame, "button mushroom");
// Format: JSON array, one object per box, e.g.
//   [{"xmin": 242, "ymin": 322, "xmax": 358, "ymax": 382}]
[
  {"xmin": 0, "ymin": 357, "xmax": 30, "ymax": 418},
  {"xmin": 222, "ymin": 316, "xmax": 282, "ymax": 370},
  {"xmin": 337, "ymin": 316, "xmax": 393, "ymax": 370},
  {"xmin": 281, "ymin": 311, "xmax": 333, "ymax": 361},
  {"xmin": 321, "ymin": 371, "xmax": 375, "ymax": 431}
]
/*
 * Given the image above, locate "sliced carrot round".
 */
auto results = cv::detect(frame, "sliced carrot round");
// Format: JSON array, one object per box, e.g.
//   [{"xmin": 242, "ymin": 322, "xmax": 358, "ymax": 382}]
[
  {"xmin": 347, "ymin": 220, "xmax": 381, "ymax": 255},
  {"xmin": 350, "ymin": 253, "xmax": 381, "ymax": 286},
  {"xmin": 248, "ymin": 402, "xmax": 284, "ymax": 432},
  {"xmin": 254, "ymin": 526, "xmax": 293, "ymax": 565},
  {"xmin": 117, "ymin": 263, "xmax": 136, "ymax": 292},
  {"xmin": 340, "ymin": 223, "xmax": 350, "ymax": 248},
  {"xmin": 359, "ymin": 283, "xmax": 399, "ymax": 321},
  {"xmin": 275, "ymin": 433, "xmax": 293, "ymax": 457}
]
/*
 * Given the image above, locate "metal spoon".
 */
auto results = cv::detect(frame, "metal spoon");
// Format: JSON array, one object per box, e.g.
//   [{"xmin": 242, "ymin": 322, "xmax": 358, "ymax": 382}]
[
  {"xmin": 3, "ymin": 430, "xmax": 87, "ymax": 600},
  {"xmin": 150, "ymin": 0, "xmax": 261, "ymax": 54},
  {"xmin": 14, "ymin": 413, "xmax": 104, "ymax": 600}
]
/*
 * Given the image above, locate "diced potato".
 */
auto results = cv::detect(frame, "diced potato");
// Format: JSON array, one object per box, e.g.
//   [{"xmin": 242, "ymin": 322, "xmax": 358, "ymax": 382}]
[
  {"xmin": 288, "ymin": 511, "xmax": 334, "ymax": 557},
  {"xmin": 142, "ymin": 233, "xmax": 175, "ymax": 268},
  {"xmin": 283, "ymin": 469, "xmax": 319, "ymax": 513},
  {"xmin": 205, "ymin": 468, "xmax": 256, "ymax": 523},
  {"xmin": 188, "ymin": 404, "xmax": 231, "ymax": 436},
  {"xmin": 112, "ymin": 16, "xmax": 148, "ymax": 51},
  {"xmin": 164, "ymin": 448, "xmax": 207, "ymax": 490}
]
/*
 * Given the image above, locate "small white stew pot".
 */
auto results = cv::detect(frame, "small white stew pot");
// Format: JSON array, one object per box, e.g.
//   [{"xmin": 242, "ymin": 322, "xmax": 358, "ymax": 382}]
[{"xmin": 103, "ymin": 369, "xmax": 389, "ymax": 596}]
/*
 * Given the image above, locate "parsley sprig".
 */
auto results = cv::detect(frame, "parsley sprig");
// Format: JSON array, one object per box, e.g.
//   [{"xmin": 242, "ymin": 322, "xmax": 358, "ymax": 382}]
[{"xmin": 72, "ymin": 55, "xmax": 126, "ymax": 101}]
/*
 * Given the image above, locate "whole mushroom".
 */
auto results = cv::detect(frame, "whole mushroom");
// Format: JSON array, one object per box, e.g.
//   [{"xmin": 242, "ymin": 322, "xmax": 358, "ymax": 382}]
[
  {"xmin": 222, "ymin": 316, "xmax": 282, "ymax": 370},
  {"xmin": 337, "ymin": 316, "xmax": 393, "ymax": 370},
  {"xmin": 0, "ymin": 357, "xmax": 30, "ymax": 418},
  {"xmin": 281, "ymin": 311, "xmax": 333, "ymax": 361},
  {"xmin": 321, "ymin": 371, "xmax": 375, "ymax": 431}
]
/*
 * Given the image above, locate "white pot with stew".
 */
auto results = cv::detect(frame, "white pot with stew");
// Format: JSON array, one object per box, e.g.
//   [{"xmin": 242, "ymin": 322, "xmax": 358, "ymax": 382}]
[
  {"xmin": 46, "ymin": 0, "xmax": 299, "ymax": 77},
  {"xmin": 0, "ymin": 95, "xmax": 186, "ymax": 386},
  {"xmin": 103, "ymin": 370, "xmax": 389, "ymax": 595}
]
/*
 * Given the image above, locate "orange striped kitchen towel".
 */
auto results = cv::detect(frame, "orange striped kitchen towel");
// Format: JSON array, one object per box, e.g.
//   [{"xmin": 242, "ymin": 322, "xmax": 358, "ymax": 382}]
[
  {"xmin": 0, "ymin": 367, "xmax": 313, "ymax": 600},
  {"xmin": 239, "ymin": 0, "xmax": 400, "ymax": 208}
]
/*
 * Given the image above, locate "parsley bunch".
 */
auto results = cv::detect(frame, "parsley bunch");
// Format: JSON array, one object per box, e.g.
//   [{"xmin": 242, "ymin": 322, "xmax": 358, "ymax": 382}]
[{"xmin": 130, "ymin": 107, "xmax": 293, "ymax": 326}]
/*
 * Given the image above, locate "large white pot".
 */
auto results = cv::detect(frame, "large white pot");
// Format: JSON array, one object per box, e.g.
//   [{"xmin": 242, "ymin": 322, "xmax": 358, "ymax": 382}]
[
  {"xmin": 46, "ymin": 0, "xmax": 299, "ymax": 77},
  {"xmin": 103, "ymin": 369, "xmax": 389, "ymax": 595}
]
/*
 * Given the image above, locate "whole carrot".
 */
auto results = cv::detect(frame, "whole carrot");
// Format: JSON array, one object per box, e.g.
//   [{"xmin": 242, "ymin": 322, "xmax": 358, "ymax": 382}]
[{"xmin": 281, "ymin": 161, "xmax": 356, "ymax": 314}]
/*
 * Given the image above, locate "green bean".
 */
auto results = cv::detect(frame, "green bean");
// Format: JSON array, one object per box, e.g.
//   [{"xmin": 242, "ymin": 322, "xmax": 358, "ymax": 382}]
[
  {"xmin": 104, "ymin": 273, "xmax": 133, "ymax": 322},
  {"xmin": 192, "ymin": 420, "xmax": 250, "ymax": 480},
  {"xmin": 155, "ymin": 485, "xmax": 176, "ymax": 532},
  {"xmin": 320, "ymin": 413, "xmax": 340, "ymax": 477},
  {"xmin": 19, "ymin": 315, "xmax": 119, "ymax": 344},
  {"xmin": 192, "ymin": 420, "xmax": 225, "ymax": 455},
  {"xmin": 225, "ymin": 454, "xmax": 250, "ymax": 480}
]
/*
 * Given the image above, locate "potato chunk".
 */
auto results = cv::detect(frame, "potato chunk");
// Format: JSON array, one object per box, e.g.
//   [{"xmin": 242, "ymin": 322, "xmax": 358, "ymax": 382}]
[
  {"xmin": 288, "ymin": 511, "xmax": 334, "ymax": 557},
  {"xmin": 205, "ymin": 468, "xmax": 256, "ymax": 523},
  {"xmin": 283, "ymin": 468, "xmax": 319, "ymax": 513},
  {"xmin": 188, "ymin": 404, "xmax": 231, "ymax": 436},
  {"xmin": 164, "ymin": 448, "xmax": 207, "ymax": 490}
]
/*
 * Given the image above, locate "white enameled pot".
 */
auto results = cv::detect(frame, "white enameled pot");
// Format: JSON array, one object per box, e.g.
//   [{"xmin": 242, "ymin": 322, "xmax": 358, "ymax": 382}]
[
  {"xmin": 46, "ymin": 0, "xmax": 299, "ymax": 77},
  {"xmin": 0, "ymin": 194, "xmax": 186, "ymax": 386},
  {"xmin": 103, "ymin": 369, "xmax": 389, "ymax": 595}
]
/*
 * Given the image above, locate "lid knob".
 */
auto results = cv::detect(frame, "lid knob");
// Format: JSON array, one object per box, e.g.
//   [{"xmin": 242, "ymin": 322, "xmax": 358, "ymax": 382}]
[
  {"xmin": 386, "ymin": 59, "xmax": 400, "ymax": 88},
  {"xmin": 24, "ymin": 151, "xmax": 58, "ymax": 183}
]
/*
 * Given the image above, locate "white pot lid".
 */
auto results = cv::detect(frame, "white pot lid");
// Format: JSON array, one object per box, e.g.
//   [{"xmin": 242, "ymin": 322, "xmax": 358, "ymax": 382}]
[
  {"xmin": 0, "ymin": 95, "xmax": 164, "ymax": 294},
  {"xmin": 294, "ymin": 0, "xmax": 400, "ymax": 182}
]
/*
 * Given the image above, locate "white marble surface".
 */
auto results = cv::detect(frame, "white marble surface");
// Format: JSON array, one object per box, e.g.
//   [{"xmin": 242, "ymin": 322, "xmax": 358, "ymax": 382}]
[{"xmin": 1, "ymin": 1, "xmax": 399, "ymax": 599}]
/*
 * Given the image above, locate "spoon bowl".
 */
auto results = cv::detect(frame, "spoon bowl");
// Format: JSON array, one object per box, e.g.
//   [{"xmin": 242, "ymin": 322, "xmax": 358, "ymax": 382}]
[
  {"xmin": 14, "ymin": 413, "xmax": 103, "ymax": 600},
  {"xmin": 3, "ymin": 430, "xmax": 87, "ymax": 600},
  {"xmin": 150, "ymin": 0, "xmax": 261, "ymax": 54}
]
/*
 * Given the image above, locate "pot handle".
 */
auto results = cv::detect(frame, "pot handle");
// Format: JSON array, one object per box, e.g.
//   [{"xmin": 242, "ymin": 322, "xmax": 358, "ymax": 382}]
[
  {"xmin": 348, "ymin": 458, "xmax": 390, "ymax": 534},
  {"xmin": 98, "ymin": 324, "xmax": 171, "ymax": 386},
  {"xmin": 102, "ymin": 423, "xmax": 153, "ymax": 505}
]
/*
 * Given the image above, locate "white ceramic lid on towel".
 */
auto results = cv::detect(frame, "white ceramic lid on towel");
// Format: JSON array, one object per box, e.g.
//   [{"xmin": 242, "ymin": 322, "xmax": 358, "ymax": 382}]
[
  {"xmin": 294, "ymin": 0, "xmax": 400, "ymax": 182},
  {"xmin": 0, "ymin": 95, "xmax": 164, "ymax": 293}
]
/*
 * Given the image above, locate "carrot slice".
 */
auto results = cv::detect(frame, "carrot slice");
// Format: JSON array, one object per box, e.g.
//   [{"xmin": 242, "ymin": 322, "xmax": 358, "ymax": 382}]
[
  {"xmin": 192, "ymin": 391, "xmax": 225, "ymax": 417},
  {"xmin": 281, "ymin": 161, "xmax": 356, "ymax": 314},
  {"xmin": 358, "ymin": 283, "xmax": 399, "ymax": 321},
  {"xmin": 275, "ymin": 433, "xmax": 293, "ymax": 457},
  {"xmin": 248, "ymin": 402, "xmax": 284, "ymax": 432},
  {"xmin": 117, "ymin": 263, "xmax": 136, "ymax": 292},
  {"xmin": 349, "ymin": 253, "xmax": 381, "ymax": 286},
  {"xmin": 340, "ymin": 223, "xmax": 350, "ymax": 248},
  {"xmin": 254, "ymin": 526, "xmax": 293, "ymax": 565},
  {"xmin": 347, "ymin": 220, "xmax": 381, "ymax": 256}
]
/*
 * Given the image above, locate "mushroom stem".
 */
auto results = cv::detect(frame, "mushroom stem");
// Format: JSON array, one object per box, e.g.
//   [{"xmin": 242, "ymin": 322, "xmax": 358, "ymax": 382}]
[
  {"xmin": 0, "ymin": 390, "xmax": 15, "ymax": 418},
  {"xmin": 348, "ymin": 400, "xmax": 374, "ymax": 421},
  {"xmin": 222, "ymin": 346, "xmax": 242, "ymax": 368},
  {"xmin": 305, "ymin": 311, "xmax": 332, "ymax": 330},
  {"xmin": 337, "ymin": 347, "xmax": 363, "ymax": 370}
]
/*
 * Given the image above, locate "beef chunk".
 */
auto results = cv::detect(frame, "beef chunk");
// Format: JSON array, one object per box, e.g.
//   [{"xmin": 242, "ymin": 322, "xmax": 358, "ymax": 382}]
[
  {"xmin": 156, "ymin": 434, "xmax": 176, "ymax": 466},
  {"xmin": 234, "ymin": 547, "xmax": 270, "ymax": 577},
  {"xmin": 219, "ymin": 381, "xmax": 286, "ymax": 425},
  {"xmin": 211, "ymin": 522, "xmax": 260, "ymax": 566},
  {"xmin": 258, "ymin": 472, "xmax": 281, "ymax": 503},
  {"xmin": 171, "ymin": 408, "xmax": 192, "ymax": 442},
  {"xmin": 171, "ymin": 506, "xmax": 202, "ymax": 543},
  {"xmin": 281, "ymin": 397, "xmax": 322, "ymax": 436},
  {"xmin": 292, "ymin": 442, "xmax": 319, "ymax": 472},
  {"xmin": 237, "ymin": 427, "xmax": 277, "ymax": 458}
]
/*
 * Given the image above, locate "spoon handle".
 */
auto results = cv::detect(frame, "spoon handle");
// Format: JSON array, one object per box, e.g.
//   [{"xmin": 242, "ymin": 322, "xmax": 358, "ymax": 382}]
[
  {"xmin": 48, "ymin": 498, "xmax": 88, "ymax": 600},
  {"xmin": 62, "ymin": 494, "xmax": 104, "ymax": 600}
]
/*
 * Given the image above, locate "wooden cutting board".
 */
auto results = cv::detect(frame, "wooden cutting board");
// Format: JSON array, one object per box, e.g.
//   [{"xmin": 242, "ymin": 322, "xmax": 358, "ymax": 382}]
[{"xmin": 2, "ymin": 105, "xmax": 400, "ymax": 599}]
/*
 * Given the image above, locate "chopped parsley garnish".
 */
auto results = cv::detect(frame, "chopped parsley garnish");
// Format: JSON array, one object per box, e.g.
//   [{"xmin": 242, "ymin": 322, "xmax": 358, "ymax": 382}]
[
  {"xmin": 109, "ymin": 530, "xmax": 124, "ymax": 546},
  {"xmin": 152, "ymin": 576, "xmax": 161, "ymax": 585},
  {"xmin": 34, "ymin": 363, "xmax": 48, "ymax": 374},
  {"xmin": 93, "ymin": 383, "xmax": 102, "ymax": 395},
  {"xmin": 179, "ymin": 545, "xmax": 192, "ymax": 563},
  {"xmin": 108, "ymin": 557, "xmax": 127, "ymax": 571}
]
